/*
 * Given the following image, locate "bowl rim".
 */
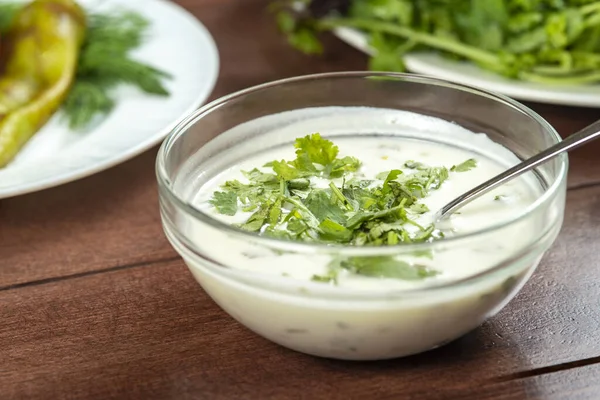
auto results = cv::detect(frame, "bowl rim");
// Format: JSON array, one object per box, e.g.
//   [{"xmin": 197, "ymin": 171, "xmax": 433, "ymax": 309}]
[{"xmin": 157, "ymin": 71, "xmax": 568, "ymax": 295}]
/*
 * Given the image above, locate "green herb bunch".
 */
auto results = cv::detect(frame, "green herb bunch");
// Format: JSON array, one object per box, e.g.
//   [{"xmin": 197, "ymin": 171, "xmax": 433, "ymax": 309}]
[
  {"xmin": 210, "ymin": 133, "xmax": 476, "ymax": 246},
  {"xmin": 210, "ymin": 134, "xmax": 477, "ymax": 282},
  {"xmin": 272, "ymin": 0, "xmax": 600, "ymax": 85},
  {"xmin": 62, "ymin": 11, "xmax": 171, "ymax": 129}
]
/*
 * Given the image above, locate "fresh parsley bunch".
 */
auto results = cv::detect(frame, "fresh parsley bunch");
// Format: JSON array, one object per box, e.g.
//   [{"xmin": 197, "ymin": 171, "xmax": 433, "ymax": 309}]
[{"xmin": 273, "ymin": 0, "xmax": 600, "ymax": 85}]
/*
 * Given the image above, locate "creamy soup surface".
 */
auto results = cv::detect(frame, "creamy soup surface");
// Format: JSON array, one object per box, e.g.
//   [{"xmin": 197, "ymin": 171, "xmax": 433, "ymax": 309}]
[{"xmin": 191, "ymin": 107, "xmax": 541, "ymax": 291}]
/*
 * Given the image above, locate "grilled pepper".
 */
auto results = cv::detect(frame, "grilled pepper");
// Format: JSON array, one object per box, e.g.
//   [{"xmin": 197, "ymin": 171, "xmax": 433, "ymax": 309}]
[{"xmin": 0, "ymin": 0, "xmax": 86, "ymax": 167}]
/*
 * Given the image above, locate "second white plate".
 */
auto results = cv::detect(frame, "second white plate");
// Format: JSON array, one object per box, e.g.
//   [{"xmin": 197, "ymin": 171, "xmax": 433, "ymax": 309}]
[{"xmin": 334, "ymin": 26, "xmax": 600, "ymax": 108}]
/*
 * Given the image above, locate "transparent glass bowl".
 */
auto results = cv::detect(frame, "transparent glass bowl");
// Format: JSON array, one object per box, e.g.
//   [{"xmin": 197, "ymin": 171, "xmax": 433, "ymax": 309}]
[{"xmin": 156, "ymin": 72, "xmax": 567, "ymax": 361}]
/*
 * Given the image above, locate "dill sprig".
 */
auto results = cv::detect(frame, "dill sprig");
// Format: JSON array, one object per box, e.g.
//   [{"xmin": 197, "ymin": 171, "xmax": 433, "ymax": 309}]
[
  {"xmin": 0, "ymin": 2, "xmax": 19, "ymax": 32},
  {"xmin": 62, "ymin": 11, "xmax": 172, "ymax": 130},
  {"xmin": 0, "ymin": 3, "xmax": 171, "ymax": 130}
]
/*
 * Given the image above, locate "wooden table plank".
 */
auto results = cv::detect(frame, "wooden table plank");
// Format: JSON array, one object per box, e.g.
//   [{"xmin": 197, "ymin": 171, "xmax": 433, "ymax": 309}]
[
  {"xmin": 0, "ymin": 150, "xmax": 178, "ymax": 289},
  {"xmin": 526, "ymin": 104, "xmax": 600, "ymax": 189},
  {"xmin": 436, "ymin": 364, "xmax": 600, "ymax": 400},
  {"xmin": 3, "ymin": 185, "xmax": 600, "ymax": 399}
]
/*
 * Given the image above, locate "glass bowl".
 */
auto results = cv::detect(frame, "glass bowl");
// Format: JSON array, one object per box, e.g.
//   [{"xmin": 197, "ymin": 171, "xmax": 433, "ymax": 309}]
[{"xmin": 156, "ymin": 72, "xmax": 567, "ymax": 361}]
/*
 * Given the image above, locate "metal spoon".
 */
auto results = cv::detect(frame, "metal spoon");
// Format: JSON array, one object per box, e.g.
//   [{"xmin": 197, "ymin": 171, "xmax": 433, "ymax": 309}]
[{"xmin": 435, "ymin": 119, "xmax": 600, "ymax": 222}]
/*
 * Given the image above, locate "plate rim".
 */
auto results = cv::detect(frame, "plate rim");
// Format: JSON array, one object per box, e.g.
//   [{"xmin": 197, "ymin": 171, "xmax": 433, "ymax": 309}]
[{"xmin": 0, "ymin": 0, "xmax": 219, "ymax": 199}]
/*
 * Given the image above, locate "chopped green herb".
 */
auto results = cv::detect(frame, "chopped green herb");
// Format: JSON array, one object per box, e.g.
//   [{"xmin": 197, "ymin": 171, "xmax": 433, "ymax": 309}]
[
  {"xmin": 271, "ymin": 0, "xmax": 600, "ymax": 85},
  {"xmin": 62, "ymin": 11, "xmax": 171, "ymax": 130},
  {"xmin": 271, "ymin": 133, "xmax": 361, "ymax": 180},
  {"xmin": 451, "ymin": 158, "xmax": 478, "ymax": 172},
  {"xmin": 209, "ymin": 134, "xmax": 478, "ymax": 281},
  {"xmin": 339, "ymin": 256, "xmax": 438, "ymax": 280},
  {"xmin": 209, "ymin": 191, "xmax": 238, "ymax": 216},
  {"xmin": 311, "ymin": 267, "xmax": 339, "ymax": 284},
  {"xmin": 404, "ymin": 160, "xmax": 428, "ymax": 170},
  {"xmin": 239, "ymin": 203, "xmax": 272, "ymax": 232},
  {"xmin": 304, "ymin": 189, "xmax": 347, "ymax": 225}
]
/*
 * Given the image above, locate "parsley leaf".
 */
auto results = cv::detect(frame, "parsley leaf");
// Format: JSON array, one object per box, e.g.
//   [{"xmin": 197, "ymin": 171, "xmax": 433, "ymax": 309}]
[
  {"xmin": 319, "ymin": 219, "xmax": 354, "ymax": 242},
  {"xmin": 209, "ymin": 134, "xmax": 470, "ymax": 281},
  {"xmin": 304, "ymin": 189, "xmax": 347, "ymax": 224},
  {"xmin": 209, "ymin": 191, "xmax": 238, "ymax": 216},
  {"xmin": 311, "ymin": 268, "xmax": 339, "ymax": 284},
  {"xmin": 295, "ymin": 133, "xmax": 339, "ymax": 166},
  {"xmin": 451, "ymin": 158, "xmax": 478, "ymax": 172},
  {"xmin": 239, "ymin": 203, "xmax": 272, "ymax": 232},
  {"xmin": 339, "ymin": 256, "xmax": 438, "ymax": 280},
  {"xmin": 272, "ymin": 133, "xmax": 361, "ymax": 181}
]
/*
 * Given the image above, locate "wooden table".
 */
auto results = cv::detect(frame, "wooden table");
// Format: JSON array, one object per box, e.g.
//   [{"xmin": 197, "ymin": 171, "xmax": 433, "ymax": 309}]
[{"xmin": 2, "ymin": 1, "xmax": 600, "ymax": 398}]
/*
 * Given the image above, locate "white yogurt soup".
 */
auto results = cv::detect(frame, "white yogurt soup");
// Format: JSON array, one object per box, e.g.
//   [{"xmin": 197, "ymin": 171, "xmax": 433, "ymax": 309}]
[{"xmin": 166, "ymin": 106, "xmax": 560, "ymax": 360}]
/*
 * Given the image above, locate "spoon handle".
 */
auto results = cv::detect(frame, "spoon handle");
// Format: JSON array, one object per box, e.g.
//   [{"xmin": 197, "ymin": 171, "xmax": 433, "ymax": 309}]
[{"xmin": 439, "ymin": 119, "xmax": 600, "ymax": 219}]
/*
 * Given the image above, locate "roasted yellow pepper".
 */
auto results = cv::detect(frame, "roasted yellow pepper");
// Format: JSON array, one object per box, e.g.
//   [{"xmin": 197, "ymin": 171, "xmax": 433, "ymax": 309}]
[{"xmin": 0, "ymin": 0, "xmax": 86, "ymax": 167}]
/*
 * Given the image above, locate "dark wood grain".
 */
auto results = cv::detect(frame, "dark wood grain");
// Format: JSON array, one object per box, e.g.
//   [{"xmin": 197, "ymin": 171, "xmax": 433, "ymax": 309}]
[
  {"xmin": 2, "ymin": 186, "xmax": 600, "ymax": 399},
  {"xmin": 2, "ymin": 0, "xmax": 600, "ymax": 399},
  {"xmin": 0, "ymin": 150, "xmax": 177, "ymax": 289},
  {"xmin": 431, "ymin": 364, "xmax": 600, "ymax": 400},
  {"xmin": 525, "ymin": 103, "xmax": 600, "ymax": 189}
]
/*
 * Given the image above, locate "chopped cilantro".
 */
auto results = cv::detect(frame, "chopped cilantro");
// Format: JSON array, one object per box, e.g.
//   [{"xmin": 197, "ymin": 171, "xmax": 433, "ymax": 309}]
[
  {"xmin": 311, "ymin": 268, "xmax": 339, "ymax": 284},
  {"xmin": 404, "ymin": 160, "xmax": 428, "ymax": 170},
  {"xmin": 271, "ymin": 133, "xmax": 361, "ymax": 180},
  {"xmin": 294, "ymin": 133, "xmax": 338, "ymax": 166},
  {"xmin": 339, "ymin": 256, "xmax": 438, "ymax": 280},
  {"xmin": 209, "ymin": 191, "xmax": 238, "ymax": 216},
  {"xmin": 451, "ymin": 158, "xmax": 478, "ymax": 172},
  {"xmin": 208, "ymin": 134, "xmax": 479, "ymax": 282},
  {"xmin": 304, "ymin": 189, "xmax": 347, "ymax": 225}
]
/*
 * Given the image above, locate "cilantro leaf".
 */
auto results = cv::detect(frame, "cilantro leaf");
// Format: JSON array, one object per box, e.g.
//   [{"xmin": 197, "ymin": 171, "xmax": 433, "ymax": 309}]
[
  {"xmin": 239, "ymin": 204, "xmax": 271, "ymax": 232},
  {"xmin": 404, "ymin": 160, "xmax": 428, "ymax": 170},
  {"xmin": 209, "ymin": 191, "xmax": 238, "ymax": 216},
  {"xmin": 326, "ymin": 155, "xmax": 361, "ymax": 178},
  {"xmin": 294, "ymin": 133, "xmax": 339, "ymax": 166},
  {"xmin": 451, "ymin": 158, "xmax": 478, "ymax": 172},
  {"xmin": 340, "ymin": 256, "xmax": 438, "ymax": 280},
  {"xmin": 382, "ymin": 169, "xmax": 402, "ymax": 193},
  {"xmin": 311, "ymin": 268, "xmax": 339, "ymax": 284},
  {"xmin": 319, "ymin": 219, "xmax": 353, "ymax": 242},
  {"xmin": 269, "ymin": 197, "xmax": 283, "ymax": 226},
  {"xmin": 242, "ymin": 168, "xmax": 278, "ymax": 183},
  {"xmin": 304, "ymin": 189, "xmax": 347, "ymax": 224},
  {"xmin": 272, "ymin": 160, "xmax": 307, "ymax": 180},
  {"xmin": 270, "ymin": 134, "xmax": 361, "ymax": 181},
  {"xmin": 346, "ymin": 205, "xmax": 407, "ymax": 230}
]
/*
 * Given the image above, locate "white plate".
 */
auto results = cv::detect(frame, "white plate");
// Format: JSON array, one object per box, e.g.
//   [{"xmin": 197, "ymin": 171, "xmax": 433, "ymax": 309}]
[
  {"xmin": 334, "ymin": 26, "xmax": 600, "ymax": 108},
  {"xmin": 0, "ymin": 0, "xmax": 219, "ymax": 198}
]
